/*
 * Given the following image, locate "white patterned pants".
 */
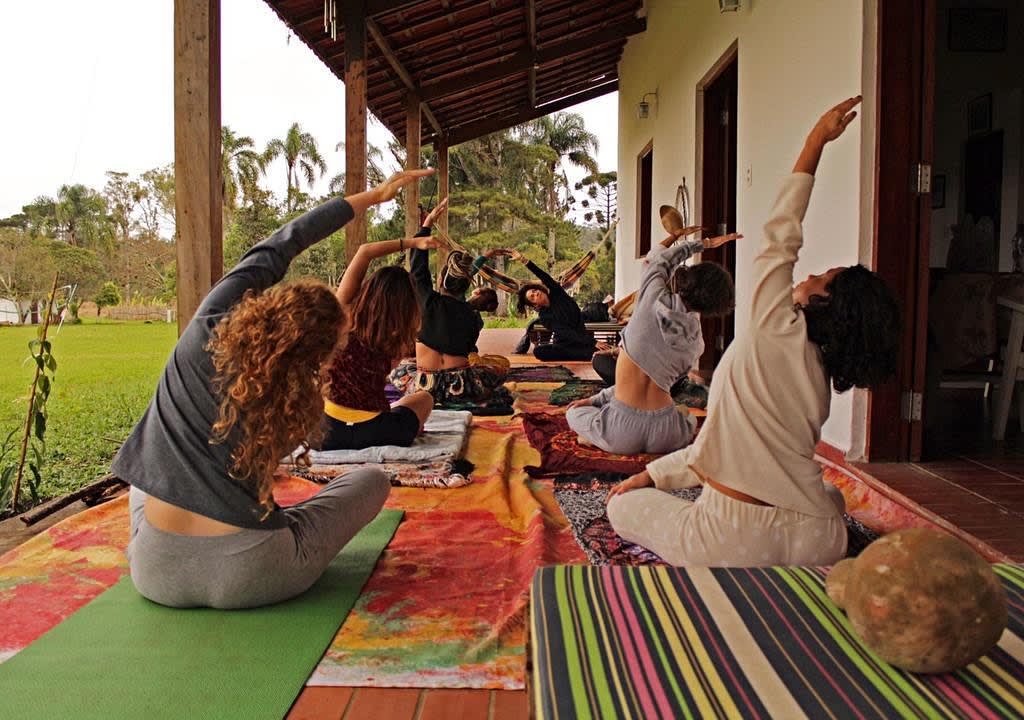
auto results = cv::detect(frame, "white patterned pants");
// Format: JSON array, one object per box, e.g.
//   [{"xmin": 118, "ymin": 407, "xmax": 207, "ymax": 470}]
[{"xmin": 607, "ymin": 483, "xmax": 847, "ymax": 567}]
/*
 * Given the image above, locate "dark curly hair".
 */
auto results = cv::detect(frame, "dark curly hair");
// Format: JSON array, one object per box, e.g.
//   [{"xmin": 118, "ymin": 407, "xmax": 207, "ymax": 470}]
[
  {"xmin": 802, "ymin": 264, "xmax": 901, "ymax": 393},
  {"xmin": 669, "ymin": 262, "xmax": 735, "ymax": 317},
  {"xmin": 516, "ymin": 283, "xmax": 548, "ymax": 314},
  {"xmin": 468, "ymin": 286, "xmax": 498, "ymax": 312}
]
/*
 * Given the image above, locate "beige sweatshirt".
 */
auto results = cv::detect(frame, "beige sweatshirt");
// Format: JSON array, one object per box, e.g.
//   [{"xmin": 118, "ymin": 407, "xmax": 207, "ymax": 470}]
[{"xmin": 646, "ymin": 173, "xmax": 838, "ymax": 518}]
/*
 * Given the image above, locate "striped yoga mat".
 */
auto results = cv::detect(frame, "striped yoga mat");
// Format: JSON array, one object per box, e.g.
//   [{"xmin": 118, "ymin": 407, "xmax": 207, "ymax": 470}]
[{"xmin": 530, "ymin": 564, "xmax": 1024, "ymax": 719}]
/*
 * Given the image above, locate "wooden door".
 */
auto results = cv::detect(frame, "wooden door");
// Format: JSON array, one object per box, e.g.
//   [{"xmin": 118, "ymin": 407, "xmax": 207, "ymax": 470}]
[
  {"xmin": 870, "ymin": 0, "xmax": 934, "ymax": 461},
  {"xmin": 698, "ymin": 58, "xmax": 738, "ymax": 374}
]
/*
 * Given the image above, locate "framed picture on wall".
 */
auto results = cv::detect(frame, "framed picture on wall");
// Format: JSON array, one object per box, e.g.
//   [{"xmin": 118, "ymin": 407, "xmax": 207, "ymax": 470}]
[
  {"xmin": 968, "ymin": 94, "xmax": 992, "ymax": 136},
  {"xmin": 948, "ymin": 8, "xmax": 1007, "ymax": 52},
  {"xmin": 931, "ymin": 174, "xmax": 946, "ymax": 209}
]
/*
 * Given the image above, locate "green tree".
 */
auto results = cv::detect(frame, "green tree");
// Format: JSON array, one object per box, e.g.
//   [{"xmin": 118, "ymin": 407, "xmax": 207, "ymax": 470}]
[
  {"xmin": 522, "ymin": 112, "xmax": 599, "ymax": 266},
  {"xmin": 0, "ymin": 228, "xmax": 56, "ymax": 311},
  {"xmin": 55, "ymin": 184, "xmax": 112, "ymax": 251},
  {"xmin": 221, "ymin": 126, "xmax": 265, "ymax": 224},
  {"xmin": 575, "ymin": 170, "xmax": 617, "ymax": 230},
  {"xmin": 93, "ymin": 281, "xmax": 122, "ymax": 316},
  {"xmin": 263, "ymin": 123, "xmax": 327, "ymax": 212},
  {"xmin": 137, "ymin": 165, "xmax": 176, "ymax": 241}
]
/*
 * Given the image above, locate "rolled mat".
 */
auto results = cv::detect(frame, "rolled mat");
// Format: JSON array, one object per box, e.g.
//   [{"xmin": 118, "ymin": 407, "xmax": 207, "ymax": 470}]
[{"xmin": 0, "ymin": 508, "xmax": 403, "ymax": 720}]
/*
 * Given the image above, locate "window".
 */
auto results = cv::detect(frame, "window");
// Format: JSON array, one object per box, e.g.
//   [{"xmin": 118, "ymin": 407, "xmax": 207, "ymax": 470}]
[{"xmin": 636, "ymin": 141, "xmax": 654, "ymax": 257}]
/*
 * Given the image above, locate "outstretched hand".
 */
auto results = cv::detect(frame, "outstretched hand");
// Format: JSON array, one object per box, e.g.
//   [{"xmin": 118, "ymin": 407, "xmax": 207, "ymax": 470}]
[
  {"xmin": 810, "ymin": 96, "xmax": 861, "ymax": 146},
  {"xmin": 794, "ymin": 96, "xmax": 861, "ymax": 175},
  {"xmin": 702, "ymin": 232, "xmax": 743, "ymax": 250},
  {"xmin": 507, "ymin": 249, "xmax": 527, "ymax": 263},
  {"xmin": 422, "ymin": 197, "xmax": 448, "ymax": 228},
  {"xmin": 372, "ymin": 168, "xmax": 435, "ymax": 204}
]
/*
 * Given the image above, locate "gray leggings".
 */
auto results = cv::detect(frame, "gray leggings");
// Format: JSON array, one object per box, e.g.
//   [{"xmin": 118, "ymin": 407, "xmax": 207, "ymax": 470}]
[
  {"xmin": 127, "ymin": 468, "xmax": 390, "ymax": 609},
  {"xmin": 565, "ymin": 386, "xmax": 696, "ymax": 455}
]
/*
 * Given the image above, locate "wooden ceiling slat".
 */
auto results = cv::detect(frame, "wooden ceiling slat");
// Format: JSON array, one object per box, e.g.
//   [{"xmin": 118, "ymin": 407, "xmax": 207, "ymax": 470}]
[
  {"xmin": 419, "ymin": 18, "xmax": 643, "ymax": 102},
  {"xmin": 438, "ymin": 79, "xmax": 619, "ymax": 145},
  {"xmin": 264, "ymin": 1, "xmax": 643, "ymax": 144}
]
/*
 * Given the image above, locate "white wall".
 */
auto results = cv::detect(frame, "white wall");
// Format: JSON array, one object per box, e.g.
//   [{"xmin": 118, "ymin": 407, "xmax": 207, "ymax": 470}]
[
  {"xmin": 930, "ymin": 0, "xmax": 1024, "ymax": 269},
  {"xmin": 616, "ymin": 0, "xmax": 871, "ymax": 454}
]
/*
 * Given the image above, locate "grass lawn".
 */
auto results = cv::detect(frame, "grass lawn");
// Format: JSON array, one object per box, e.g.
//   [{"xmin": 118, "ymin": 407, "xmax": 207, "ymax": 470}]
[{"xmin": 1, "ymin": 320, "xmax": 177, "ymax": 504}]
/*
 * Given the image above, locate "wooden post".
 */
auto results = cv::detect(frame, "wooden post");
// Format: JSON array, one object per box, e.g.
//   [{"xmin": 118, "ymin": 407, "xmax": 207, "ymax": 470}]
[
  {"xmin": 173, "ymin": 0, "xmax": 222, "ymax": 334},
  {"xmin": 344, "ymin": 1, "xmax": 368, "ymax": 262},
  {"xmin": 435, "ymin": 135, "xmax": 449, "ymax": 288},
  {"xmin": 404, "ymin": 92, "xmax": 422, "ymax": 244}
]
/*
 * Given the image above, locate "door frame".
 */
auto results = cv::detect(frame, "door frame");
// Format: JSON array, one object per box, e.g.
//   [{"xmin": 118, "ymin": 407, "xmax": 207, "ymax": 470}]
[
  {"xmin": 869, "ymin": 0, "xmax": 934, "ymax": 460},
  {"xmin": 694, "ymin": 41, "xmax": 739, "ymax": 374}
]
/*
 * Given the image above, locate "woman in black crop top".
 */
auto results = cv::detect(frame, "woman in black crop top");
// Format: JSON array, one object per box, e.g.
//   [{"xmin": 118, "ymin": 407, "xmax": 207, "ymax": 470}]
[
  {"xmin": 390, "ymin": 199, "xmax": 511, "ymax": 408},
  {"xmin": 508, "ymin": 249, "xmax": 597, "ymax": 361}
]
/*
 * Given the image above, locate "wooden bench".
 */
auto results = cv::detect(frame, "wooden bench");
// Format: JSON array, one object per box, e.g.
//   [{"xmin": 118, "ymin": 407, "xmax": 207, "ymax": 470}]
[{"xmin": 528, "ymin": 321, "xmax": 625, "ymax": 347}]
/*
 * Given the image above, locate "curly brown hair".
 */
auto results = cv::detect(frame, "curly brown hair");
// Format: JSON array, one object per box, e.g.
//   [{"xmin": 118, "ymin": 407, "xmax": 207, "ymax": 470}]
[
  {"xmin": 207, "ymin": 279, "xmax": 345, "ymax": 518},
  {"xmin": 349, "ymin": 265, "xmax": 421, "ymax": 362}
]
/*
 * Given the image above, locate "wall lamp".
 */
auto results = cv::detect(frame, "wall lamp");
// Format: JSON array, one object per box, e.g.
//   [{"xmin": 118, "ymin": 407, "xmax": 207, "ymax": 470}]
[{"xmin": 638, "ymin": 92, "xmax": 657, "ymax": 119}]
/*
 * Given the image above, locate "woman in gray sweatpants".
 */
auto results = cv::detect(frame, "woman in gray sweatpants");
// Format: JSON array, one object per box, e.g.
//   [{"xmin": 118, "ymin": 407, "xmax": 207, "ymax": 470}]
[
  {"xmin": 112, "ymin": 170, "xmax": 432, "ymax": 609},
  {"xmin": 566, "ymin": 230, "xmax": 737, "ymax": 455}
]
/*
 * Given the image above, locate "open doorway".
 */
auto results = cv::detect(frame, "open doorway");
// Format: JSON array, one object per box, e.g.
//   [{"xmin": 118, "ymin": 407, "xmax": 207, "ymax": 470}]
[
  {"xmin": 922, "ymin": 1, "xmax": 1024, "ymax": 460},
  {"xmin": 695, "ymin": 49, "xmax": 738, "ymax": 375}
]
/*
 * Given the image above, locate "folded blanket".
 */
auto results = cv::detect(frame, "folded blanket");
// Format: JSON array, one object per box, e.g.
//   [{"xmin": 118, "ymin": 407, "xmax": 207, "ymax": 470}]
[
  {"xmin": 295, "ymin": 410, "xmax": 472, "ymax": 465},
  {"xmin": 297, "ymin": 458, "xmax": 474, "ymax": 489}
]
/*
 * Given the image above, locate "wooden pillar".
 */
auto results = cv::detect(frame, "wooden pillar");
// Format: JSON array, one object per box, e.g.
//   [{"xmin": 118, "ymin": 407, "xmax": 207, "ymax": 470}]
[
  {"xmin": 173, "ymin": 0, "xmax": 222, "ymax": 334},
  {"xmin": 435, "ymin": 136, "xmax": 449, "ymax": 288},
  {"xmin": 404, "ymin": 92, "xmax": 422, "ymax": 242},
  {"xmin": 344, "ymin": 1, "xmax": 368, "ymax": 262}
]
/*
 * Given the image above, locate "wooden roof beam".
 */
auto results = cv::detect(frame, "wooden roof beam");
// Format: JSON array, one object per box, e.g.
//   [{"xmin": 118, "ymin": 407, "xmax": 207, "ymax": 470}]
[
  {"xmin": 365, "ymin": 16, "xmax": 443, "ymax": 136},
  {"xmin": 419, "ymin": 17, "xmax": 643, "ymax": 102},
  {"xmin": 526, "ymin": 0, "xmax": 537, "ymax": 108},
  {"xmin": 439, "ymin": 79, "xmax": 618, "ymax": 146}
]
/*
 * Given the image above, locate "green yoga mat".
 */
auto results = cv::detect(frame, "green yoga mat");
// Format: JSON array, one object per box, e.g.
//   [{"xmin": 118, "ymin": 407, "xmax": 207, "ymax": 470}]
[{"xmin": 0, "ymin": 508, "xmax": 402, "ymax": 720}]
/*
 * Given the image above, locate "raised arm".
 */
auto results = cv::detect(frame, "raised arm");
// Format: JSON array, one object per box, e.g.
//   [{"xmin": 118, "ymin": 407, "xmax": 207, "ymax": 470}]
[
  {"xmin": 198, "ymin": 198, "xmax": 354, "ymax": 319},
  {"xmin": 750, "ymin": 96, "xmax": 860, "ymax": 330},
  {"xmin": 333, "ymin": 170, "xmax": 438, "ymax": 307},
  {"xmin": 635, "ymin": 232, "xmax": 741, "ymax": 308},
  {"xmin": 336, "ymin": 234, "xmax": 439, "ymax": 307},
  {"xmin": 507, "ymin": 249, "xmax": 564, "ymax": 298},
  {"xmin": 409, "ymin": 199, "xmax": 448, "ymax": 300}
]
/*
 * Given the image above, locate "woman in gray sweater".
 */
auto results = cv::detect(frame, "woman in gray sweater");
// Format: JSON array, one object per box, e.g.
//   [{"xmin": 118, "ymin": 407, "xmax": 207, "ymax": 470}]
[
  {"xmin": 113, "ymin": 169, "xmax": 431, "ymax": 609},
  {"xmin": 566, "ymin": 231, "xmax": 738, "ymax": 454}
]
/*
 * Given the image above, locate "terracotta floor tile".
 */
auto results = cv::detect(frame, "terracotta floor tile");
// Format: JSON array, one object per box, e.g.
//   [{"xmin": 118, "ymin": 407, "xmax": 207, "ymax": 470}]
[
  {"xmin": 345, "ymin": 688, "xmax": 421, "ymax": 720},
  {"xmin": 492, "ymin": 690, "xmax": 529, "ymax": 720},
  {"xmin": 287, "ymin": 687, "xmax": 352, "ymax": 720},
  {"xmin": 417, "ymin": 689, "xmax": 491, "ymax": 720}
]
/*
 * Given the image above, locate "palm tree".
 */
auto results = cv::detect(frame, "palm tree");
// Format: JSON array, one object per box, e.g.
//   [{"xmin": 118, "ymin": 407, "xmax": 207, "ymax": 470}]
[
  {"xmin": 221, "ymin": 126, "xmax": 265, "ymax": 222},
  {"xmin": 522, "ymin": 112, "xmax": 599, "ymax": 266},
  {"xmin": 263, "ymin": 123, "xmax": 327, "ymax": 211},
  {"xmin": 328, "ymin": 141, "xmax": 389, "ymax": 194}
]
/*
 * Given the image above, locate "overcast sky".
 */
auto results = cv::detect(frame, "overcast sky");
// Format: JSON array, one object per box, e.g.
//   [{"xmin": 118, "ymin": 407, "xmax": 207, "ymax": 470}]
[{"xmin": 0, "ymin": 0, "xmax": 618, "ymax": 219}]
